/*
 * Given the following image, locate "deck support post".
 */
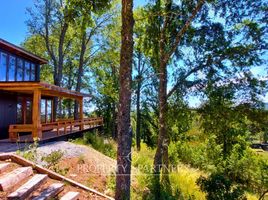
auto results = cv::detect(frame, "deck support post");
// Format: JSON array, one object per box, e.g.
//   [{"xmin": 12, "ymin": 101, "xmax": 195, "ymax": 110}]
[
  {"xmin": 32, "ymin": 89, "xmax": 42, "ymax": 140},
  {"xmin": 79, "ymin": 98, "xmax": 84, "ymax": 131}
]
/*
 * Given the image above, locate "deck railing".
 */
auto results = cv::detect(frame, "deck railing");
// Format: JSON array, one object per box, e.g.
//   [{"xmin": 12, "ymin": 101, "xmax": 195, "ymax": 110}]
[{"xmin": 9, "ymin": 117, "xmax": 103, "ymax": 141}]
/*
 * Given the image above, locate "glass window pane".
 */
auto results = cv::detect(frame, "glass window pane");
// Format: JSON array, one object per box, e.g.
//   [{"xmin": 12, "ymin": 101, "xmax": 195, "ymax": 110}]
[
  {"xmin": 24, "ymin": 62, "xmax": 30, "ymax": 81},
  {"xmin": 47, "ymin": 100, "xmax": 52, "ymax": 122},
  {"xmin": 41, "ymin": 99, "xmax": 46, "ymax": 123},
  {"xmin": 30, "ymin": 63, "xmax": 36, "ymax": 81},
  {"xmin": 26, "ymin": 100, "xmax": 32, "ymax": 124},
  {"xmin": 0, "ymin": 52, "xmax": 7, "ymax": 81},
  {"xmin": 17, "ymin": 98, "xmax": 23, "ymax": 124},
  {"xmin": 8, "ymin": 56, "xmax": 16, "ymax": 81},
  {"xmin": 17, "ymin": 59, "xmax": 23, "ymax": 81}
]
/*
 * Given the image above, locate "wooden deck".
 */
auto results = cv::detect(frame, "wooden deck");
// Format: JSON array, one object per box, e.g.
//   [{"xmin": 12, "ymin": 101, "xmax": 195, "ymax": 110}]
[{"xmin": 7, "ymin": 117, "xmax": 103, "ymax": 143}]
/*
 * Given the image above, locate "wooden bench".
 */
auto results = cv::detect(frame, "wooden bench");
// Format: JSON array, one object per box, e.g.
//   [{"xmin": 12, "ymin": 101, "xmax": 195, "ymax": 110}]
[{"xmin": 9, "ymin": 124, "xmax": 34, "ymax": 142}]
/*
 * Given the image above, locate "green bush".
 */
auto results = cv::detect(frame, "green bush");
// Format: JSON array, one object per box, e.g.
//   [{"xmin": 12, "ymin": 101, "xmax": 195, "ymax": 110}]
[
  {"xmin": 41, "ymin": 150, "xmax": 64, "ymax": 168},
  {"xmin": 169, "ymin": 141, "xmax": 208, "ymax": 170},
  {"xmin": 16, "ymin": 139, "xmax": 39, "ymax": 162},
  {"xmin": 41, "ymin": 150, "xmax": 69, "ymax": 175},
  {"xmin": 197, "ymin": 173, "xmax": 246, "ymax": 200}
]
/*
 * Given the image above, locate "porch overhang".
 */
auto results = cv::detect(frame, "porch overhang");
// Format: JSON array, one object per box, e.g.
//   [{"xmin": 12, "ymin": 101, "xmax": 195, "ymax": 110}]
[{"xmin": 0, "ymin": 82, "xmax": 90, "ymax": 100}]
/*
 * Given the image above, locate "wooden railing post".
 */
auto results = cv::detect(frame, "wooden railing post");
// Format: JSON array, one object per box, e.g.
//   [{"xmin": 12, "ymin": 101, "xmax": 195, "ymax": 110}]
[
  {"xmin": 64, "ymin": 122, "xmax": 67, "ymax": 134},
  {"xmin": 32, "ymin": 89, "xmax": 42, "ymax": 140},
  {"xmin": 57, "ymin": 122, "xmax": 59, "ymax": 135},
  {"xmin": 79, "ymin": 98, "xmax": 84, "ymax": 131}
]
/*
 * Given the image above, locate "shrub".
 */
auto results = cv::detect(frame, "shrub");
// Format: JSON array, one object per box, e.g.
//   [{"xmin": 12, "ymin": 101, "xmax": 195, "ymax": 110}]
[
  {"xmin": 16, "ymin": 139, "xmax": 39, "ymax": 162},
  {"xmin": 41, "ymin": 150, "xmax": 64, "ymax": 168},
  {"xmin": 41, "ymin": 150, "xmax": 69, "ymax": 175},
  {"xmin": 197, "ymin": 173, "xmax": 246, "ymax": 200}
]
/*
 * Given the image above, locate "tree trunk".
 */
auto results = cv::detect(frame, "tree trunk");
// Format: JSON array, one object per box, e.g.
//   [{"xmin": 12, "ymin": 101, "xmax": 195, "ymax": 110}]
[
  {"xmin": 112, "ymin": 102, "xmax": 117, "ymax": 139},
  {"xmin": 67, "ymin": 99, "xmax": 72, "ymax": 118},
  {"xmin": 136, "ymin": 80, "xmax": 141, "ymax": 151},
  {"xmin": 153, "ymin": 59, "xmax": 169, "ymax": 172},
  {"xmin": 115, "ymin": 0, "xmax": 134, "ymax": 199},
  {"xmin": 136, "ymin": 53, "xmax": 142, "ymax": 151},
  {"xmin": 57, "ymin": 22, "xmax": 69, "ymax": 87},
  {"xmin": 153, "ymin": 26, "xmax": 170, "ymax": 193},
  {"xmin": 52, "ymin": 22, "xmax": 68, "ymax": 120},
  {"xmin": 74, "ymin": 32, "xmax": 87, "ymax": 119}
]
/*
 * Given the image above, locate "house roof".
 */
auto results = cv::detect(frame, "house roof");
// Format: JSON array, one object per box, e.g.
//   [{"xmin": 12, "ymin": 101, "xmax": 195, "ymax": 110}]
[
  {"xmin": 0, "ymin": 82, "xmax": 90, "ymax": 100},
  {"xmin": 0, "ymin": 38, "xmax": 48, "ymax": 65}
]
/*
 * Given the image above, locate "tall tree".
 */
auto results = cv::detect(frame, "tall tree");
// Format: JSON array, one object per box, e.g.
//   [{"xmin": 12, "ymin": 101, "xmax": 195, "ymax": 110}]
[
  {"xmin": 26, "ymin": 0, "xmax": 72, "ymax": 119},
  {"xmin": 66, "ymin": 0, "xmax": 112, "ymax": 119},
  {"xmin": 115, "ymin": 0, "xmax": 134, "ymax": 199},
  {"xmin": 91, "ymin": 8, "xmax": 121, "ymax": 138},
  {"xmin": 140, "ymin": 0, "xmax": 267, "ymax": 194}
]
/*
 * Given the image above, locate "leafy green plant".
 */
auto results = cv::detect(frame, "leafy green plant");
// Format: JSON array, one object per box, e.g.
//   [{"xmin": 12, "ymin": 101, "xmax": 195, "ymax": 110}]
[
  {"xmin": 16, "ymin": 138, "xmax": 39, "ymax": 162},
  {"xmin": 41, "ymin": 150, "xmax": 69, "ymax": 175},
  {"xmin": 197, "ymin": 173, "xmax": 246, "ymax": 200}
]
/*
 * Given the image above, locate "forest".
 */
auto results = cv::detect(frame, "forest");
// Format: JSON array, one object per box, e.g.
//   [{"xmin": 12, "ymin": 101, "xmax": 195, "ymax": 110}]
[{"xmin": 21, "ymin": 0, "xmax": 268, "ymax": 199}]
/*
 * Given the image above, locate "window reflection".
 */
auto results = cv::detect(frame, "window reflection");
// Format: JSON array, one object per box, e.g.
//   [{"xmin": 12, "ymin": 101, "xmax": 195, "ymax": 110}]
[
  {"xmin": 25, "ymin": 62, "xmax": 30, "ymax": 81},
  {"xmin": 0, "ymin": 50, "xmax": 37, "ymax": 82},
  {"xmin": 17, "ymin": 59, "xmax": 23, "ymax": 81},
  {"xmin": 8, "ymin": 56, "xmax": 16, "ymax": 81},
  {"xmin": 0, "ymin": 53, "xmax": 7, "ymax": 81},
  {"xmin": 47, "ymin": 100, "xmax": 52, "ymax": 122},
  {"xmin": 30, "ymin": 63, "xmax": 36, "ymax": 81},
  {"xmin": 41, "ymin": 99, "xmax": 53, "ymax": 123},
  {"xmin": 26, "ymin": 100, "xmax": 32, "ymax": 124},
  {"xmin": 17, "ymin": 98, "xmax": 23, "ymax": 124}
]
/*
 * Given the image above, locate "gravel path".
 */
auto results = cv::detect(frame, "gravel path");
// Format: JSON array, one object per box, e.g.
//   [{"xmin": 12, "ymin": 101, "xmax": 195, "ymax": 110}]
[
  {"xmin": 0, "ymin": 141, "xmax": 97, "ymax": 157},
  {"xmin": 36, "ymin": 141, "xmax": 89, "ymax": 158},
  {"xmin": 0, "ymin": 141, "xmax": 116, "ymax": 173}
]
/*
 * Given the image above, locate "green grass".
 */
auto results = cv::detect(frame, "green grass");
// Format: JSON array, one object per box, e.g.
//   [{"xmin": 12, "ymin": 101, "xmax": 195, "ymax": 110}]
[
  {"xmin": 71, "ymin": 136, "xmax": 263, "ymax": 199},
  {"xmin": 71, "ymin": 132, "xmax": 117, "ymax": 158},
  {"xmin": 131, "ymin": 143, "xmax": 206, "ymax": 199},
  {"xmin": 170, "ymin": 165, "xmax": 206, "ymax": 200}
]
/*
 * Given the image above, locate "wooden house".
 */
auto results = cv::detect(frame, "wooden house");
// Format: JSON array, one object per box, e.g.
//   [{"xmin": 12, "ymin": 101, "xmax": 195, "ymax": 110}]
[{"xmin": 0, "ymin": 39, "xmax": 102, "ymax": 142}]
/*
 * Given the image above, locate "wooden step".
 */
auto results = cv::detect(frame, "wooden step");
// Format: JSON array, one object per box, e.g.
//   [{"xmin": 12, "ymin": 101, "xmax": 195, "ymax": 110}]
[
  {"xmin": 60, "ymin": 192, "xmax": 80, "ymax": 200},
  {"xmin": 7, "ymin": 174, "xmax": 48, "ymax": 200},
  {"xmin": 0, "ymin": 163, "xmax": 10, "ymax": 173},
  {"xmin": 0, "ymin": 167, "xmax": 33, "ymax": 191},
  {"xmin": 32, "ymin": 183, "xmax": 64, "ymax": 200}
]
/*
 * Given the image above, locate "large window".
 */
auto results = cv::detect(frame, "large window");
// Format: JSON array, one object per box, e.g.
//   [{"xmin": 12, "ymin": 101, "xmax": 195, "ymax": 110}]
[
  {"xmin": 0, "ymin": 52, "xmax": 7, "ymax": 81},
  {"xmin": 17, "ymin": 97, "xmax": 32, "ymax": 124},
  {"xmin": 41, "ymin": 99, "xmax": 53, "ymax": 123},
  {"xmin": 0, "ymin": 50, "xmax": 37, "ymax": 82}
]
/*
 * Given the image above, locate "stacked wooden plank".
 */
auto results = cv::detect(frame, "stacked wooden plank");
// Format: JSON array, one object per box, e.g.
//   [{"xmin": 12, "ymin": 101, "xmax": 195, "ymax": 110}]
[{"xmin": 0, "ymin": 162, "xmax": 80, "ymax": 200}]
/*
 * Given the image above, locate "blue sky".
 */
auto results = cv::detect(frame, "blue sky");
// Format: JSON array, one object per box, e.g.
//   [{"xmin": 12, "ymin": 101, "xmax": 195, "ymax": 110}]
[
  {"xmin": 0, "ymin": 0, "xmax": 147, "ymax": 45},
  {"xmin": 0, "ymin": 0, "xmax": 33, "ymax": 45},
  {"xmin": 0, "ymin": 0, "xmax": 267, "ymax": 107}
]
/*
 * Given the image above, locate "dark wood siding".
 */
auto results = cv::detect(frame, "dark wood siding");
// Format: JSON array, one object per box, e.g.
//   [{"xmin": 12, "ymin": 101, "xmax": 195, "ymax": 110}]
[{"xmin": 0, "ymin": 91, "xmax": 17, "ymax": 139}]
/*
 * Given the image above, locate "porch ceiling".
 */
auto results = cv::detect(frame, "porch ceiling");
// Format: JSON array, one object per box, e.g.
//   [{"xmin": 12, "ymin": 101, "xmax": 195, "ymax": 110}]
[{"xmin": 0, "ymin": 82, "xmax": 90, "ymax": 100}]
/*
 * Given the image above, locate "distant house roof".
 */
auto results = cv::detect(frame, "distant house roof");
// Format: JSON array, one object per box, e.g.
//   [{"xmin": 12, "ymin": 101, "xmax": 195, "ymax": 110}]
[{"xmin": 0, "ymin": 38, "xmax": 47, "ymax": 65}]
